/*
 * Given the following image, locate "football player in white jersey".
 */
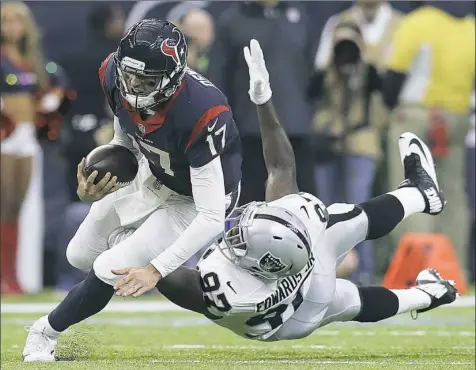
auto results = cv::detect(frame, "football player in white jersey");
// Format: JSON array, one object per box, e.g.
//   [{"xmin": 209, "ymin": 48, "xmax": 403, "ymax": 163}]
[{"xmin": 155, "ymin": 39, "xmax": 458, "ymax": 341}]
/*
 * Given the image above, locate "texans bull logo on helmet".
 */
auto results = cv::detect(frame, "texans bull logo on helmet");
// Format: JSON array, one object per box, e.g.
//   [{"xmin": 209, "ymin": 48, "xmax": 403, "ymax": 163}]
[
  {"xmin": 259, "ymin": 252, "xmax": 288, "ymax": 274},
  {"xmin": 160, "ymin": 28, "xmax": 185, "ymax": 67}
]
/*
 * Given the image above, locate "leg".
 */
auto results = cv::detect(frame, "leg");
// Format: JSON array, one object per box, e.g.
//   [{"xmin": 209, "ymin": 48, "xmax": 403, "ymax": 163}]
[
  {"xmin": 64, "ymin": 173, "xmax": 143, "ymax": 269},
  {"xmin": 92, "ymin": 197, "xmax": 196, "ymax": 286},
  {"xmin": 65, "ymin": 156, "xmax": 151, "ymax": 270},
  {"xmin": 1, "ymin": 154, "xmax": 33, "ymax": 293},
  {"xmin": 23, "ymin": 197, "xmax": 196, "ymax": 362},
  {"xmin": 328, "ymin": 132, "xmax": 445, "ymax": 266},
  {"xmin": 18, "ymin": 151, "xmax": 44, "ymax": 293},
  {"xmin": 318, "ymin": 272, "xmax": 457, "ymax": 328},
  {"xmin": 55, "ymin": 202, "xmax": 90, "ymax": 291},
  {"xmin": 54, "ymin": 197, "xmax": 196, "ymax": 327}
]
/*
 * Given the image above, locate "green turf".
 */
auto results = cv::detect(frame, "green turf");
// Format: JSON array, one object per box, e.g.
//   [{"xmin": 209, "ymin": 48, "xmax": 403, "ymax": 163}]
[
  {"xmin": 0, "ymin": 289, "xmax": 164, "ymax": 303},
  {"xmin": 1, "ymin": 295, "xmax": 475, "ymax": 370}
]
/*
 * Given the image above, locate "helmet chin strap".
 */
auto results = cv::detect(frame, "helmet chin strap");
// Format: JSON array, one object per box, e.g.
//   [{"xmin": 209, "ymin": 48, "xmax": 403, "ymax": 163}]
[{"xmin": 124, "ymin": 93, "xmax": 156, "ymax": 110}]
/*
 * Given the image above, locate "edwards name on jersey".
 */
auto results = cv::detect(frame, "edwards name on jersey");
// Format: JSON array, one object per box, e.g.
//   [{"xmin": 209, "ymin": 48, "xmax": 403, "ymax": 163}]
[{"xmin": 99, "ymin": 53, "xmax": 242, "ymax": 196}]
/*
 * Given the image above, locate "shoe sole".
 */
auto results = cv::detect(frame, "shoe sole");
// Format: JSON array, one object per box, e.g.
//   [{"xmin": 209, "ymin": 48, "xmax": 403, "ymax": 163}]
[{"xmin": 398, "ymin": 132, "xmax": 439, "ymax": 190}]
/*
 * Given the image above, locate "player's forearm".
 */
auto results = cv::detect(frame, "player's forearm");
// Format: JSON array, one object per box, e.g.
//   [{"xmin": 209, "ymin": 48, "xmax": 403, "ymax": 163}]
[
  {"xmin": 257, "ymin": 100, "xmax": 296, "ymax": 172},
  {"xmin": 150, "ymin": 157, "xmax": 226, "ymax": 277},
  {"xmin": 150, "ymin": 210, "xmax": 223, "ymax": 277},
  {"xmin": 256, "ymin": 100, "xmax": 299, "ymax": 200}
]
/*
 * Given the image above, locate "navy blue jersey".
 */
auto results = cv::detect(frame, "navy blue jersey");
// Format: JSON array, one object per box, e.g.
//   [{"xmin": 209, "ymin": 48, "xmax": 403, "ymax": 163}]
[{"xmin": 99, "ymin": 53, "xmax": 242, "ymax": 196}]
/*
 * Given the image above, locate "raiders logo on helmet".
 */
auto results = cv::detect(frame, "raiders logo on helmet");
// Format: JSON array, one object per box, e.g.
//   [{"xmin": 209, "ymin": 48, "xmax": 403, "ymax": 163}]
[{"xmin": 259, "ymin": 252, "xmax": 288, "ymax": 274}]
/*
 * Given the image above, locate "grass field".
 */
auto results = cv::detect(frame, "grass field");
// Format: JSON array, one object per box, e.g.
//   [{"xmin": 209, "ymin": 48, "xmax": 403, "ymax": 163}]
[{"xmin": 1, "ymin": 292, "xmax": 475, "ymax": 370}]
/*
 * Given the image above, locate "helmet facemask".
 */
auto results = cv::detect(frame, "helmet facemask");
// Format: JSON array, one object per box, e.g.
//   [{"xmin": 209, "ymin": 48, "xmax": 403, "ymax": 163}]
[
  {"xmin": 220, "ymin": 202, "xmax": 271, "ymax": 277},
  {"xmin": 116, "ymin": 55, "xmax": 185, "ymax": 112}
]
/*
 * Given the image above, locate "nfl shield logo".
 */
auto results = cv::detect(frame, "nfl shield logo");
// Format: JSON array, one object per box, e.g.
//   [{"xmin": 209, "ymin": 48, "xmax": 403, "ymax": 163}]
[
  {"xmin": 259, "ymin": 252, "xmax": 287, "ymax": 273},
  {"xmin": 138, "ymin": 124, "xmax": 146, "ymax": 134}
]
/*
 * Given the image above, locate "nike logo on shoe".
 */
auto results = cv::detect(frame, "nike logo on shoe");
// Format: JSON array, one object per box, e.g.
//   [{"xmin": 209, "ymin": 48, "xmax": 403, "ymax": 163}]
[
  {"xmin": 424, "ymin": 187, "xmax": 443, "ymax": 214},
  {"xmin": 409, "ymin": 138, "xmax": 429, "ymax": 162}
]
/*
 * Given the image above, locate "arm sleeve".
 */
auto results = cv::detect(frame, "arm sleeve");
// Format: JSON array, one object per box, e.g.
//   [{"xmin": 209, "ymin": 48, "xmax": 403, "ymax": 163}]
[
  {"xmin": 314, "ymin": 15, "xmax": 339, "ymax": 70},
  {"xmin": 109, "ymin": 116, "xmax": 142, "ymax": 159},
  {"xmin": 150, "ymin": 156, "xmax": 226, "ymax": 277}
]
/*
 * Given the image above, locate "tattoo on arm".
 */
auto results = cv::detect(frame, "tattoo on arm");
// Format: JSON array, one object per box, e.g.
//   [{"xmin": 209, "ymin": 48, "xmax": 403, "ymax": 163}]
[{"xmin": 257, "ymin": 100, "xmax": 299, "ymax": 202}]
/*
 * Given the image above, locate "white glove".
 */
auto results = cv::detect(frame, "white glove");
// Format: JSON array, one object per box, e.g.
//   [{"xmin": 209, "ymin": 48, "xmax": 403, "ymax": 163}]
[
  {"xmin": 1, "ymin": 123, "xmax": 39, "ymax": 156},
  {"xmin": 243, "ymin": 39, "xmax": 272, "ymax": 105}
]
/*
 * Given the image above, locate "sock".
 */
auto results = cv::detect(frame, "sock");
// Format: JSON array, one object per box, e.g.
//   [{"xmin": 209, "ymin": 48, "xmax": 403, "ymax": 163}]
[
  {"xmin": 387, "ymin": 187, "xmax": 426, "ymax": 219},
  {"xmin": 359, "ymin": 194, "xmax": 405, "ymax": 240},
  {"xmin": 48, "ymin": 269, "xmax": 114, "ymax": 332},
  {"xmin": 390, "ymin": 288, "xmax": 431, "ymax": 314},
  {"xmin": 353, "ymin": 286, "xmax": 400, "ymax": 322},
  {"xmin": 40, "ymin": 315, "xmax": 61, "ymax": 339},
  {"xmin": 0, "ymin": 221, "xmax": 20, "ymax": 290}
]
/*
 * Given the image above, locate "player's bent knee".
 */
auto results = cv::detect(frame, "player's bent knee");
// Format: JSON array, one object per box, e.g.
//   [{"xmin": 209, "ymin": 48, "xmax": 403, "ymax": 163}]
[
  {"xmin": 92, "ymin": 251, "xmax": 121, "ymax": 286},
  {"xmin": 66, "ymin": 240, "xmax": 95, "ymax": 270}
]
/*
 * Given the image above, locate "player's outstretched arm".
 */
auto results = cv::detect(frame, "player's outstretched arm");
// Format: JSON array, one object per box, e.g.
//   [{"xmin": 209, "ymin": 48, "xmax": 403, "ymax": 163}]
[{"xmin": 244, "ymin": 39, "xmax": 299, "ymax": 202}]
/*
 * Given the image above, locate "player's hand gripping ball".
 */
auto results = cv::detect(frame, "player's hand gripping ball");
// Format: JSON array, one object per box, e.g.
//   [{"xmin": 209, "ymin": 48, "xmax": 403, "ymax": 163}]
[{"xmin": 77, "ymin": 144, "xmax": 138, "ymax": 202}]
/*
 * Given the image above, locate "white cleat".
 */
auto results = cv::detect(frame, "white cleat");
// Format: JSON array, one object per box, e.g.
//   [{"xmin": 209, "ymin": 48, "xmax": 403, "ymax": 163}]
[
  {"xmin": 22, "ymin": 315, "xmax": 58, "ymax": 362},
  {"xmin": 414, "ymin": 268, "xmax": 458, "ymax": 314},
  {"xmin": 397, "ymin": 132, "xmax": 445, "ymax": 215}
]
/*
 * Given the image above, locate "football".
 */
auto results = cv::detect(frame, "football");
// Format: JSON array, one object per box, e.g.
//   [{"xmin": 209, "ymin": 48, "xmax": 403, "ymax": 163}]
[{"xmin": 84, "ymin": 144, "xmax": 139, "ymax": 186}]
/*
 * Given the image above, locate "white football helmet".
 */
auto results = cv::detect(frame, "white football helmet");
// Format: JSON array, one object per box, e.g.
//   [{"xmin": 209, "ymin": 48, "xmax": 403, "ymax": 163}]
[{"xmin": 219, "ymin": 201, "xmax": 322, "ymax": 280}]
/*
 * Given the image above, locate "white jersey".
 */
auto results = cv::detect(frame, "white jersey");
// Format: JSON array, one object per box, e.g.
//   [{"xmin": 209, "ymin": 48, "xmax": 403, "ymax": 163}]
[{"xmin": 197, "ymin": 192, "xmax": 339, "ymax": 340}]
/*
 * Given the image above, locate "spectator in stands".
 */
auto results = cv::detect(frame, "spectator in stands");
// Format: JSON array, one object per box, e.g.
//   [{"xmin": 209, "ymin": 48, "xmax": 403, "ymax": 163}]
[
  {"xmin": 310, "ymin": 0, "xmax": 402, "ymax": 284},
  {"xmin": 207, "ymin": 0, "xmax": 316, "ymax": 205},
  {"xmin": 171, "ymin": 8, "xmax": 214, "ymax": 76},
  {"xmin": 1, "ymin": 1, "xmax": 72, "ymax": 294},
  {"xmin": 55, "ymin": 4, "xmax": 125, "ymax": 292},
  {"xmin": 383, "ymin": 1, "xmax": 475, "ymax": 278}
]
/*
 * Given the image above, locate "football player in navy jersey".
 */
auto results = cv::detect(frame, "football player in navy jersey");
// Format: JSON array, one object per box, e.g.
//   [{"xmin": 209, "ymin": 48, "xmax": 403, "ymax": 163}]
[{"xmin": 22, "ymin": 19, "xmax": 241, "ymax": 362}]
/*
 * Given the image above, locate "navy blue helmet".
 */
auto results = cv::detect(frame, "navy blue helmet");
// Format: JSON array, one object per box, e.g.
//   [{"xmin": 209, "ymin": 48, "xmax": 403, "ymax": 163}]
[{"xmin": 115, "ymin": 19, "xmax": 188, "ymax": 111}]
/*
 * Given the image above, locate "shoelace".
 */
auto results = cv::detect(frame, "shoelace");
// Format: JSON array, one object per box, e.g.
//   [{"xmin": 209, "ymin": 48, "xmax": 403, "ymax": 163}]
[{"xmin": 23, "ymin": 326, "xmax": 54, "ymax": 353}]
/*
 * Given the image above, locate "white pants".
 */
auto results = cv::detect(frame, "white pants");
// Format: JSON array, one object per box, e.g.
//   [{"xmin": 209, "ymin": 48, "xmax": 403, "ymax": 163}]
[
  {"xmin": 66, "ymin": 158, "xmax": 197, "ymax": 285},
  {"xmin": 270, "ymin": 203, "xmax": 368, "ymax": 341}
]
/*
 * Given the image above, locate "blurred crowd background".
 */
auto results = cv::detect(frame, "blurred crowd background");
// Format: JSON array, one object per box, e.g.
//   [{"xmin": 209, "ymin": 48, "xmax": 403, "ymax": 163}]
[{"xmin": 1, "ymin": 0, "xmax": 475, "ymax": 295}]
